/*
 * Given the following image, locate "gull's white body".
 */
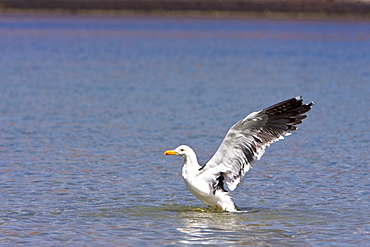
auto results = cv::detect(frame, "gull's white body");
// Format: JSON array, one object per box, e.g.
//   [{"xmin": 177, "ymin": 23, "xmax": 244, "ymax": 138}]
[
  {"xmin": 164, "ymin": 96, "xmax": 313, "ymax": 212},
  {"xmin": 179, "ymin": 147, "xmax": 237, "ymax": 211}
]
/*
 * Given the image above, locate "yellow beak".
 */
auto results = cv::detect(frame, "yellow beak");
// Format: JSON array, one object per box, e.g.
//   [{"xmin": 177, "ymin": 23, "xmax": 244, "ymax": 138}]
[{"xmin": 164, "ymin": 150, "xmax": 178, "ymax": 155}]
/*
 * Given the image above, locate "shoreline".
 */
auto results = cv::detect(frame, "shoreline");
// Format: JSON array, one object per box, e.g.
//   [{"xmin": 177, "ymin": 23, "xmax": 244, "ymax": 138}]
[
  {"xmin": 0, "ymin": 9, "xmax": 368, "ymax": 21},
  {"xmin": 0, "ymin": 0, "xmax": 369, "ymax": 19}
]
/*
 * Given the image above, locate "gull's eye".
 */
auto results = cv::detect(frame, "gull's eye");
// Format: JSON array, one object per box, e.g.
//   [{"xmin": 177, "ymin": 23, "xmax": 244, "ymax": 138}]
[{"xmin": 180, "ymin": 149, "xmax": 185, "ymax": 152}]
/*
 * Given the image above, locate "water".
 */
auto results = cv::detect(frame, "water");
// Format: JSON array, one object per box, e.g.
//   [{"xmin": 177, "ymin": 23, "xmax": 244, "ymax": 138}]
[{"xmin": 0, "ymin": 14, "xmax": 369, "ymax": 246}]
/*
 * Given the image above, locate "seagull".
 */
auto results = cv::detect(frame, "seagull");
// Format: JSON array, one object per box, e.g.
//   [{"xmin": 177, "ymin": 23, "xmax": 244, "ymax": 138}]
[{"xmin": 164, "ymin": 96, "xmax": 314, "ymax": 212}]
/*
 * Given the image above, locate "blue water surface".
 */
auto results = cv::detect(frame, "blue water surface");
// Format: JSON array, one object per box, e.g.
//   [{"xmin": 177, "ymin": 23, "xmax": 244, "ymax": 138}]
[{"xmin": 0, "ymin": 14, "xmax": 369, "ymax": 246}]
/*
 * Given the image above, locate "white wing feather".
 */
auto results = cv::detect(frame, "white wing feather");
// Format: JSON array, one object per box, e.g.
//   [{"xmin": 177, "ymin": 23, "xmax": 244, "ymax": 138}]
[{"xmin": 200, "ymin": 96, "xmax": 314, "ymax": 191}]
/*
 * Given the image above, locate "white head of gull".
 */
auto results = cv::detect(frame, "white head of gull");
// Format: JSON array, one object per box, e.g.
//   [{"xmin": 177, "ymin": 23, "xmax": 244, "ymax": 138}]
[{"xmin": 164, "ymin": 96, "xmax": 314, "ymax": 212}]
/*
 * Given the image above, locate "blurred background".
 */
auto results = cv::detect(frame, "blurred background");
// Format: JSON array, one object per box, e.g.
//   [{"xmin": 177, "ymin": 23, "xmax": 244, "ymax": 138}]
[{"xmin": 0, "ymin": 0, "xmax": 369, "ymax": 17}]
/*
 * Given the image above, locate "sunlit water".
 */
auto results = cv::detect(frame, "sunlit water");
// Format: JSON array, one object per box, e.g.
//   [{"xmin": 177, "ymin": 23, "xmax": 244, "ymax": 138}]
[{"xmin": 0, "ymin": 14, "xmax": 369, "ymax": 246}]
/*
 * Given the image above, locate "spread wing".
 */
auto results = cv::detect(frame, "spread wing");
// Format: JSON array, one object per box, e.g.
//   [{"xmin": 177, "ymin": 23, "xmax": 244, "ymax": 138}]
[{"xmin": 200, "ymin": 96, "xmax": 314, "ymax": 191}]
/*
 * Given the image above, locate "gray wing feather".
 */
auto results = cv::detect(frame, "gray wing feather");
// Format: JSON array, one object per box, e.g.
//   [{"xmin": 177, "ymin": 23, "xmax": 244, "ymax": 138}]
[{"xmin": 201, "ymin": 96, "xmax": 314, "ymax": 191}]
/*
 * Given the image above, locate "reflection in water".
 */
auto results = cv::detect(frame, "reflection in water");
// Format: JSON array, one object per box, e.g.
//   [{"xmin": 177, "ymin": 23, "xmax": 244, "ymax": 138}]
[
  {"xmin": 177, "ymin": 211, "xmax": 243, "ymax": 245},
  {"xmin": 176, "ymin": 210, "xmax": 296, "ymax": 245},
  {"xmin": 174, "ymin": 206, "xmax": 345, "ymax": 245}
]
